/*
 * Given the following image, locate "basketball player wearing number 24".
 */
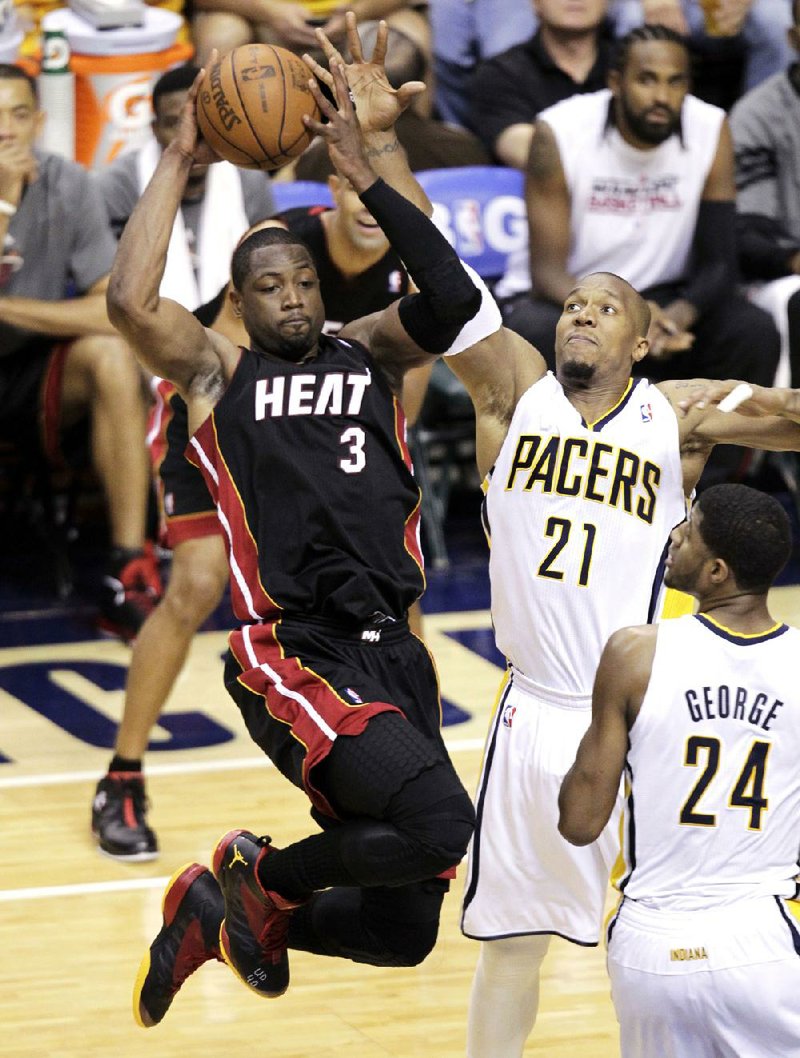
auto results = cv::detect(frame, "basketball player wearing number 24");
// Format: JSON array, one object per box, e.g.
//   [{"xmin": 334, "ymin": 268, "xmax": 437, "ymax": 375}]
[
  {"xmin": 108, "ymin": 18, "xmax": 498, "ymax": 1027},
  {"xmin": 447, "ymin": 273, "xmax": 800, "ymax": 1053},
  {"xmin": 559, "ymin": 483, "xmax": 800, "ymax": 1058}
]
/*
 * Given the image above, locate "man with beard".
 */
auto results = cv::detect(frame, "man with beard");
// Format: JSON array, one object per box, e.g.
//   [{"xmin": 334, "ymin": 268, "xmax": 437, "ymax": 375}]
[
  {"xmin": 448, "ymin": 271, "xmax": 800, "ymax": 1056},
  {"xmin": 498, "ymin": 25, "xmax": 779, "ymax": 487},
  {"xmin": 559, "ymin": 481, "xmax": 800, "ymax": 1058}
]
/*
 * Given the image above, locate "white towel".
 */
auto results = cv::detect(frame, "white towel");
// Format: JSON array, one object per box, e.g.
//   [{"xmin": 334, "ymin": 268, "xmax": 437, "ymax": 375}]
[{"xmin": 136, "ymin": 137, "xmax": 250, "ymax": 310}]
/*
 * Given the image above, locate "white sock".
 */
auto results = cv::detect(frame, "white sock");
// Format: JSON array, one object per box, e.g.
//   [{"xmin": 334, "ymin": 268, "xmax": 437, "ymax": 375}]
[{"xmin": 466, "ymin": 935, "xmax": 551, "ymax": 1058}]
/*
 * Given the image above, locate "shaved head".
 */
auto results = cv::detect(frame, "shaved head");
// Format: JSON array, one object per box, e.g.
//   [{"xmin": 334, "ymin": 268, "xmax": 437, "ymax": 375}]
[{"xmin": 581, "ymin": 272, "xmax": 651, "ymax": 336}]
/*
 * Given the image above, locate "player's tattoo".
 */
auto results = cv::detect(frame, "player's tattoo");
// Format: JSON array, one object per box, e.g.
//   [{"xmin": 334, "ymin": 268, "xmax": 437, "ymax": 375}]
[{"xmin": 365, "ymin": 139, "xmax": 400, "ymax": 159}]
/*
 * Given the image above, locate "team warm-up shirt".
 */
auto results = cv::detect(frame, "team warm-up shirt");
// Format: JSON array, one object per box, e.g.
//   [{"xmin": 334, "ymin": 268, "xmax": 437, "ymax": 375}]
[
  {"xmin": 485, "ymin": 373, "xmax": 686, "ymax": 696},
  {"xmin": 497, "ymin": 89, "xmax": 724, "ymax": 299},
  {"xmin": 619, "ymin": 614, "xmax": 800, "ymax": 911},
  {"xmin": 187, "ymin": 334, "xmax": 425, "ymax": 624}
]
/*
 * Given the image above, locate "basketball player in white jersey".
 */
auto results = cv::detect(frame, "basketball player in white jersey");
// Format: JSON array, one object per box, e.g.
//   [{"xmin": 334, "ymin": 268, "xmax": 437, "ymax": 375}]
[
  {"xmin": 559, "ymin": 482, "xmax": 800, "ymax": 1057},
  {"xmin": 446, "ymin": 271, "xmax": 800, "ymax": 1057}
]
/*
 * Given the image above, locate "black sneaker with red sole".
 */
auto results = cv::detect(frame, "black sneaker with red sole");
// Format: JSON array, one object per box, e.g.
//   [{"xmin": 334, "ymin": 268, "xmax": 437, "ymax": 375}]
[
  {"xmin": 133, "ymin": 862, "xmax": 224, "ymax": 1028},
  {"xmin": 212, "ymin": 829, "xmax": 301, "ymax": 998}
]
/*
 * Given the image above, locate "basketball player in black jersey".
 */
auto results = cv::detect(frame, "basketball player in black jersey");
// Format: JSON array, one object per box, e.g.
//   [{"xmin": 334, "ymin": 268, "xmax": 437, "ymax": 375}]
[
  {"xmin": 109, "ymin": 19, "xmax": 501, "ymax": 1026},
  {"xmin": 90, "ymin": 38, "xmax": 430, "ymax": 862}
]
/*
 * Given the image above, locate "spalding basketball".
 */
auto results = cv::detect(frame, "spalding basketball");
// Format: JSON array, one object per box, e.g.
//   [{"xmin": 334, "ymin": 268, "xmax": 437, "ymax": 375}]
[{"xmin": 196, "ymin": 44, "xmax": 320, "ymax": 171}]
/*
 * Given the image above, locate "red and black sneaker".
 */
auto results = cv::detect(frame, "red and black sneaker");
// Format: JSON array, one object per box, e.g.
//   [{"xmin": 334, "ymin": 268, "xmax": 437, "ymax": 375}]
[
  {"xmin": 92, "ymin": 772, "xmax": 158, "ymax": 862},
  {"xmin": 98, "ymin": 543, "xmax": 163, "ymax": 644},
  {"xmin": 212, "ymin": 829, "xmax": 302, "ymax": 999},
  {"xmin": 133, "ymin": 863, "xmax": 224, "ymax": 1028}
]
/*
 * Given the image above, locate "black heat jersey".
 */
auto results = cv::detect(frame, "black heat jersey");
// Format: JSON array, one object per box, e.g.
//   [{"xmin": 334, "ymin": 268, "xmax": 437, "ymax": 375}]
[
  {"xmin": 278, "ymin": 207, "xmax": 410, "ymax": 333},
  {"xmin": 187, "ymin": 334, "xmax": 424, "ymax": 625}
]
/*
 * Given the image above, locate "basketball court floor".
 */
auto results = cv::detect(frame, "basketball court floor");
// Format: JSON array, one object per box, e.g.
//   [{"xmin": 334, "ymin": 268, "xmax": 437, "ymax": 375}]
[{"xmin": 2, "ymin": 487, "xmax": 800, "ymax": 1058}]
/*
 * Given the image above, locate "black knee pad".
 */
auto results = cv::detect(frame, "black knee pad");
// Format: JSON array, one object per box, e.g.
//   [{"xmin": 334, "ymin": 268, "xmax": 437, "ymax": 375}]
[
  {"xmin": 386, "ymin": 764, "xmax": 476, "ymax": 868},
  {"xmin": 289, "ymin": 879, "xmax": 447, "ymax": 968},
  {"xmin": 358, "ymin": 880, "xmax": 448, "ymax": 967}
]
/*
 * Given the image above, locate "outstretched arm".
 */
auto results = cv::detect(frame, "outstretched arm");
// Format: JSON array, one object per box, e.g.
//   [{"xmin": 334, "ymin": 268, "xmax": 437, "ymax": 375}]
[
  {"xmin": 305, "ymin": 13, "xmax": 431, "ymax": 216},
  {"xmin": 106, "ymin": 62, "xmax": 236, "ymax": 397},
  {"xmin": 303, "ymin": 60, "xmax": 500, "ymax": 382},
  {"xmin": 659, "ymin": 378, "xmax": 800, "ymax": 495},
  {"xmin": 664, "ymin": 378, "xmax": 800, "ymax": 448},
  {"xmin": 559, "ymin": 627, "xmax": 656, "ymax": 846}
]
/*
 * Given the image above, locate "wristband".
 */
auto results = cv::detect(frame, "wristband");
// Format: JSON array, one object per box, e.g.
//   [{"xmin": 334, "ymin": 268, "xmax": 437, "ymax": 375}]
[{"xmin": 0, "ymin": 199, "xmax": 17, "ymax": 216}]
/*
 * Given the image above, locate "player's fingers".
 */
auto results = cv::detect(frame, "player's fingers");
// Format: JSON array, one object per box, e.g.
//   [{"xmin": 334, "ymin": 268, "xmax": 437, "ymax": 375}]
[
  {"xmin": 306, "ymin": 76, "xmax": 338, "ymax": 122},
  {"xmin": 676, "ymin": 381, "xmax": 732, "ymax": 413},
  {"xmin": 330, "ymin": 60, "xmax": 354, "ymax": 114},
  {"xmin": 301, "ymin": 51, "xmax": 333, "ymax": 87},
  {"xmin": 314, "ymin": 24, "xmax": 346, "ymax": 69},
  {"xmin": 345, "ymin": 11, "xmax": 364, "ymax": 63},
  {"xmin": 370, "ymin": 18, "xmax": 388, "ymax": 67},
  {"xmin": 395, "ymin": 82, "xmax": 426, "ymax": 111}
]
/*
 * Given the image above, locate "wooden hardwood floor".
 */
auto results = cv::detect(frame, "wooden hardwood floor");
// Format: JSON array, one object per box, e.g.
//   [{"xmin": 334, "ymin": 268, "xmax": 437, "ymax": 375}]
[{"xmin": 2, "ymin": 586, "xmax": 799, "ymax": 1057}]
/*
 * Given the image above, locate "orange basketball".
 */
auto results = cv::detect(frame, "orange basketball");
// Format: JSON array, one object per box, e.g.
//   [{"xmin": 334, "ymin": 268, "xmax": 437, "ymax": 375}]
[{"xmin": 196, "ymin": 44, "xmax": 320, "ymax": 171}]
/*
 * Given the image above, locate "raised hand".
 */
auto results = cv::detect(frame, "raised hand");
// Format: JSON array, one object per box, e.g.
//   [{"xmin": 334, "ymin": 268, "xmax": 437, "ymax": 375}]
[
  {"xmin": 303, "ymin": 58, "xmax": 373, "ymax": 192},
  {"xmin": 180, "ymin": 56, "xmax": 225, "ymax": 166},
  {"xmin": 676, "ymin": 380, "xmax": 792, "ymax": 419},
  {"xmin": 303, "ymin": 11, "xmax": 425, "ymax": 135}
]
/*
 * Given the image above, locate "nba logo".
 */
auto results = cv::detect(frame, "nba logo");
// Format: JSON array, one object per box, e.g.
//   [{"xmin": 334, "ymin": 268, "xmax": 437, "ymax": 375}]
[
  {"xmin": 345, "ymin": 687, "xmax": 363, "ymax": 703},
  {"xmin": 502, "ymin": 704, "xmax": 516, "ymax": 729},
  {"xmin": 640, "ymin": 403, "xmax": 653, "ymax": 423},
  {"xmin": 454, "ymin": 199, "xmax": 485, "ymax": 256}
]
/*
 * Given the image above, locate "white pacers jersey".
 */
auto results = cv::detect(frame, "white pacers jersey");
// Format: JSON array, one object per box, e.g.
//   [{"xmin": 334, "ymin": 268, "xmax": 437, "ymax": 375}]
[
  {"xmin": 496, "ymin": 90, "xmax": 724, "ymax": 299},
  {"xmin": 486, "ymin": 372, "xmax": 686, "ymax": 695},
  {"xmin": 618, "ymin": 614, "xmax": 800, "ymax": 911}
]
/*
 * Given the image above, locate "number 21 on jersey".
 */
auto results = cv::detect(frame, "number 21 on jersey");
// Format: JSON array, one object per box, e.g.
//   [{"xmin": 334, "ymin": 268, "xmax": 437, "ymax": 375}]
[{"xmin": 536, "ymin": 516, "xmax": 597, "ymax": 587}]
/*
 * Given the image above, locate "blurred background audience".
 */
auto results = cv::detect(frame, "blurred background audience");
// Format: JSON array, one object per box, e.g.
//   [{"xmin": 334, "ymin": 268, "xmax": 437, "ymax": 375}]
[{"xmin": 1, "ymin": 0, "xmax": 798, "ymax": 642}]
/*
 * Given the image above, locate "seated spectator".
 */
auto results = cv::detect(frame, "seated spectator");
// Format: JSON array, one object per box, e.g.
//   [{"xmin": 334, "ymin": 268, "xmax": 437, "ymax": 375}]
[
  {"xmin": 498, "ymin": 25, "xmax": 779, "ymax": 484},
  {"xmin": 286, "ymin": 20, "xmax": 490, "ymax": 179},
  {"xmin": 730, "ymin": 0, "xmax": 800, "ymax": 388},
  {"xmin": 611, "ymin": 0, "xmax": 793, "ymax": 94},
  {"xmin": 428, "ymin": 0, "xmax": 536, "ymax": 128},
  {"xmin": 0, "ymin": 62, "xmax": 158, "ymax": 640},
  {"xmin": 190, "ymin": 0, "xmax": 429, "ymax": 67},
  {"xmin": 95, "ymin": 64, "xmax": 274, "ymax": 310},
  {"xmin": 468, "ymin": 0, "xmax": 613, "ymax": 169}
]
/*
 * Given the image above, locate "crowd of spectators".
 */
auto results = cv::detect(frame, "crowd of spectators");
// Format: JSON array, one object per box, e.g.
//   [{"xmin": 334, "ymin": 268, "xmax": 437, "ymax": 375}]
[{"xmin": 2, "ymin": 0, "xmax": 800, "ymax": 627}]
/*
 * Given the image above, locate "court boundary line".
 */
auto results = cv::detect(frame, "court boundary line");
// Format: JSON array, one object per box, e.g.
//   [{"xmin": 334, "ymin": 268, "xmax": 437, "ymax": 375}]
[
  {"xmin": 0, "ymin": 737, "xmax": 485, "ymax": 790},
  {"xmin": 0, "ymin": 736, "xmax": 486, "ymax": 903}
]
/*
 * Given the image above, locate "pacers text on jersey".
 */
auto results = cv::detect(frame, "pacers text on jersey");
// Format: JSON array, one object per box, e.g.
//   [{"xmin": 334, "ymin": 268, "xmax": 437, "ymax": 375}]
[{"xmin": 504, "ymin": 433, "xmax": 660, "ymax": 524}]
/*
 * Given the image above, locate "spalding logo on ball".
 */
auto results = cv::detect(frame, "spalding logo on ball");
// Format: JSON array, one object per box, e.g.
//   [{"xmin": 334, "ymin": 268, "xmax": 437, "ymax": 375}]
[{"xmin": 197, "ymin": 44, "xmax": 321, "ymax": 171}]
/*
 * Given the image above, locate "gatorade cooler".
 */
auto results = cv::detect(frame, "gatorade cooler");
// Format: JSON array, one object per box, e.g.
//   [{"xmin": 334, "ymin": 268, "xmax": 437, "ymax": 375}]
[
  {"xmin": 0, "ymin": 0, "xmax": 23, "ymax": 61},
  {"xmin": 41, "ymin": 7, "xmax": 192, "ymax": 168}
]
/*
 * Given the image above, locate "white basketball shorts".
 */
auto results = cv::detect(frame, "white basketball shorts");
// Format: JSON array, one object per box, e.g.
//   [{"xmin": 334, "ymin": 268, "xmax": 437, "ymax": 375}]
[
  {"xmin": 461, "ymin": 668, "xmax": 622, "ymax": 944},
  {"xmin": 608, "ymin": 896, "xmax": 800, "ymax": 1058}
]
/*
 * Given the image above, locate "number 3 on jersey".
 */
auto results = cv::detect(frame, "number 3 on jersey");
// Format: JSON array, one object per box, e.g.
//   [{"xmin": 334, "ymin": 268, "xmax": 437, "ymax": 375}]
[{"xmin": 339, "ymin": 426, "xmax": 366, "ymax": 473}]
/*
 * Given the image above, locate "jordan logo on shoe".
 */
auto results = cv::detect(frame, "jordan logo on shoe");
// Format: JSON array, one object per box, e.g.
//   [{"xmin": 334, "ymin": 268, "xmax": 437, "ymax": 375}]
[{"xmin": 229, "ymin": 844, "xmax": 248, "ymax": 869}]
